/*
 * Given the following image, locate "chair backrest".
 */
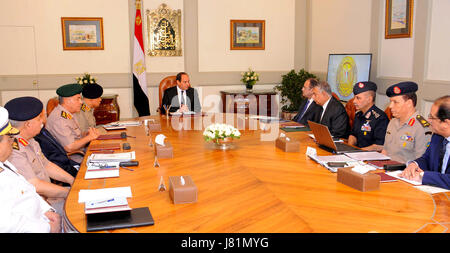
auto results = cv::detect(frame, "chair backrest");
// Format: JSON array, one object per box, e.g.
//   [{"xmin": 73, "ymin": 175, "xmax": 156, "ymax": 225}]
[
  {"xmin": 46, "ymin": 97, "xmax": 59, "ymax": 116},
  {"xmin": 385, "ymin": 106, "xmax": 392, "ymax": 120},
  {"xmin": 158, "ymin": 76, "xmax": 177, "ymax": 114},
  {"xmin": 345, "ymin": 97, "xmax": 356, "ymax": 129}
]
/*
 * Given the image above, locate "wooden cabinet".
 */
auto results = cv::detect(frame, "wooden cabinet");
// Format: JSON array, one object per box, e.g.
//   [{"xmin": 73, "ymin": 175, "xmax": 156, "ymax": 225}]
[
  {"xmin": 220, "ymin": 90, "xmax": 278, "ymax": 116},
  {"xmin": 94, "ymin": 94, "xmax": 120, "ymax": 125}
]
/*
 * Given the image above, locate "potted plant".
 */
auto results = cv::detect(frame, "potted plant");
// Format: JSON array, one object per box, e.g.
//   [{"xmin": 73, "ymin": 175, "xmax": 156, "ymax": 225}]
[{"xmin": 274, "ymin": 69, "xmax": 317, "ymax": 120}]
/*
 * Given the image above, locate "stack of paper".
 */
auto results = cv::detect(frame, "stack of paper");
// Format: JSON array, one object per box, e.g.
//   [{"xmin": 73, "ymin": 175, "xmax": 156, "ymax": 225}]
[
  {"xmin": 79, "ymin": 187, "xmax": 133, "ymax": 214},
  {"xmin": 306, "ymin": 146, "xmax": 359, "ymax": 173},
  {"xmin": 85, "ymin": 197, "xmax": 131, "ymax": 214},
  {"xmin": 84, "ymin": 164, "xmax": 119, "ymax": 179},
  {"xmin": 104, "ymin": 121, "xmax": 141, "ymax": 127},
  {"xmin": 344, "ymin": 151, "xmax": 390, "ymax": 161},
  {"xmin": 88, "ymin": 151, "xmax": 136, "ymax": 163}
]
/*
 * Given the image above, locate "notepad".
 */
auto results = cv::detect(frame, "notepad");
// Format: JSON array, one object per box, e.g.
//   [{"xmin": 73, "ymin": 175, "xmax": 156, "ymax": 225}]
[
  {"xmin": 85, "ymin": 197, "xmax": 131, "ymax": 214},
  {"xmin": 386, "ymin": 171, "xmax": 421, "ymax": 186},
  {"xmin": 78, "ymin": 187, "xmax": 132, "ymax": 203},
  {"xmin": 344, "ymin": 151, "xmax": 391, "ymax": 161}
]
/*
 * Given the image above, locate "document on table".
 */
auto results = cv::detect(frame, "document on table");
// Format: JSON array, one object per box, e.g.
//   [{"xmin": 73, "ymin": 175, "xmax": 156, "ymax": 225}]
[
  {"xmin": 386, "ymin": 171, "xmax": 421, "ymax": 186},
  {"xmin": 344, "ymin": 151, "xmax": 391, "ymax": 161},
  {"xmin": 88, "ymin": 151, "xmax": 135, "ymax": 162},
  {"xmin": 414, "ymin": 185, "xmax": 450, "ymax": 194},
  {"xmin": 84, "ymin": 165, "xmax": 119, "ymax": 179},
  {"xmin": 78, "ymin": 186, "xmax": 132, "ymax": 203}
]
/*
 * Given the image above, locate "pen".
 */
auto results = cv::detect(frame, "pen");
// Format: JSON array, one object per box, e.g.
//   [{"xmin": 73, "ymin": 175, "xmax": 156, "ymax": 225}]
[
  {"xmin": 90, "ymin": 198, "xmax": 115, "ymax": 206},
  {"xmin": 120, "ymin": 166, "xmax": 134, "ymax": 171}
]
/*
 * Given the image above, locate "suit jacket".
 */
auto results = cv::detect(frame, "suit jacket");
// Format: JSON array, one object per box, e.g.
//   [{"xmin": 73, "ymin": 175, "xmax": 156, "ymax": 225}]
[
  {"xmin": 34, "ymin": 128, "xmax": 79, "ymax": 177},
  {"xmin": 314, "ymin": 96, "xmax": 350, "ymax": 139},
  {"xmin": 161, "ymin": 86, "xmax": 201, "ymax": 114},
  {"xmin": 292, "ymin": 99, "xmax": 321, "ymax": 126},
  {"xmin": 415, "ymin": 134, "xmax": 450, "ymax": 189}
]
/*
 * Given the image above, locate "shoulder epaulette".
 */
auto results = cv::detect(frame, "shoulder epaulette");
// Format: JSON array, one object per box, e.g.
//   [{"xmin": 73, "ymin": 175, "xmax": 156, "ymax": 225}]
[
  {"xmin": 416, "ymin": 115, "xmax": 430, "ymax": 128},
  {"xmin": 371, "ymin": 109, "xmax": 380, "ymax": 119},
  {"xmin": 61, "ymin": 111, "xmax": 72, "ymax": 120},
  {"xmin": 12, "ymin": 138, "xmax": 19, "ymax": 150}
]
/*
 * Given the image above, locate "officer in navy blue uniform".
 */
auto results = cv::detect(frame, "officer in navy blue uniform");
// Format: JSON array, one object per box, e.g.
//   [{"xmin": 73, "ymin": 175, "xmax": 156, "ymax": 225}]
[{"xmin": 348, "ymin": 81, "xmax": 389, "ymax": 151}]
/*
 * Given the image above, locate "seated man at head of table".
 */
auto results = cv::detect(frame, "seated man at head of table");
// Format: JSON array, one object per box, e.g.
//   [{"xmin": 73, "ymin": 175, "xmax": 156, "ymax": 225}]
[
  {"xmin": 381, "ymin": 82, "xmax": 431, "ymax": 163},
  {"xmin": 45, "ymin": 83, "xmax": 100, "ymax": 163},
  {"xmin": 160, "ymin": 72, "xmax": 201, "ymax": 115},
  {"xmin": 5, "ymin": 97, "xmax": 75, "ymax": 216},
  {"xmin": 73, "ymin": 82, "xmax": 103, "ymax": 133},
  {"xmin": 291, "ymin": 78, "xmax": 322, "ymax": 126},
  {"xmin": 310, "ymin": 80, "xmax": 350, "ymax": 139},
  {"xmin": 347, "ymin": 81, "xmax": 389, "ymax": 151},
  {"xmin": 0, "ymin": 106, "xmax": 61, "ymax": 233},
  {"xmin": 401, "ymin": 95, "xmax": 450, "ymax": 189}
]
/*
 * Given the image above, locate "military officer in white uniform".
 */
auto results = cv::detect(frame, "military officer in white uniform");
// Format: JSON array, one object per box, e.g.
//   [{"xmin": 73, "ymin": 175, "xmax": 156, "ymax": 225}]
[
  {"xmin": 0, "ymin": 106, "xmax": 61, "ymax": 233},
  {"xmin": 5, "ymin": 97, "xmax": 74, "ymax": 215},
  {"xmin": 46, "ymin": 84, "xmax": 100, "ymax": 163}
]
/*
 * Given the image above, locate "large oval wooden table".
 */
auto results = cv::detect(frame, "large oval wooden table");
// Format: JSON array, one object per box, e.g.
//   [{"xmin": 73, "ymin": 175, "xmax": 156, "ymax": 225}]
[{"xmin": 65, "ymin": 113, "xmax": 449, "ymax": 233}]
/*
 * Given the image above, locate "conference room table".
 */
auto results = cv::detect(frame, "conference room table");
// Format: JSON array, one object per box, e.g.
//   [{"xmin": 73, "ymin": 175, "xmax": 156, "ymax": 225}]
[{"xmin": 64, "ymin": 113, "xmax": 449, "ymax": 233}]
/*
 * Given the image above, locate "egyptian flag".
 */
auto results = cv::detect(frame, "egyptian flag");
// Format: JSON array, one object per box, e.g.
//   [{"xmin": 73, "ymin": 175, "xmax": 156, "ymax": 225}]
[{"xmin": 133, "ymin": 0, "xmax": 150, "ymax": 116}]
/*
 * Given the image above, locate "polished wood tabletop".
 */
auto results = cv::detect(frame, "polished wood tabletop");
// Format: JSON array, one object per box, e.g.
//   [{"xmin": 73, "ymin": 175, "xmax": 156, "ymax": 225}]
[{"xmin": 64, "ymin": 114, "xmax": 449, "ymax": 233}]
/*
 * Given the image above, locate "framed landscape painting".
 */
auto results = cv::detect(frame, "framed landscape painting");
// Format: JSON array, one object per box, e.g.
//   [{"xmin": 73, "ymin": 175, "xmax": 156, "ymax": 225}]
[
  {"xmin": 230, "ymin": 20, "xmax": 265, "ymax": 50},
  {"xmin": 61, "ymin": 17, "xmax": 104, "ymax": 50},
  {"xmin": 385, "ymin": 0, "xmax": 413, "ymax": 39}
]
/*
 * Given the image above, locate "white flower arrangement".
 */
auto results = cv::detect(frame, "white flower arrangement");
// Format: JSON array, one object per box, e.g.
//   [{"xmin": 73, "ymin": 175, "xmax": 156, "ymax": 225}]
[
  {"xmin": 203, "ymin": 123, "xmax": 241, "ymax": 143},
  {"xmin": 76, "ymin": 72, "xmax": 97, "ymax": 86},
  {"xmin": 241, "ymin": 68, "xmax": 259, "ymax": 86}
]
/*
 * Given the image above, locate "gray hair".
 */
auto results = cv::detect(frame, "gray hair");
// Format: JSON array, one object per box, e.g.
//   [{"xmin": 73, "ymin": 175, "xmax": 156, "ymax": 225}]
[{"xmin": 312, "ymin": 81, "xmax": 332, "ymax": 95}]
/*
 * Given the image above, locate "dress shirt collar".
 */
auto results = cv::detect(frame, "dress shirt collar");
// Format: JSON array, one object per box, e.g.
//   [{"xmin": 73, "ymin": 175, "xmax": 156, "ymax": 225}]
[{"xmin": 320, "ymin": 96, "xmax": 332, "ymax": 121}]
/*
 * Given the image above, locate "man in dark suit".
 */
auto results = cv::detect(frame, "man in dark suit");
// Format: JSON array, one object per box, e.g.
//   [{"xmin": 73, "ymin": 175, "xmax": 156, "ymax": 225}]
[
  {"xmin": 292, "ymin": 78, "xmax": 321, "ymax": 126},
  {"xmin": 401, "ymin": 95, "xmax": 450, "ymax": 189},
  {"xmin": 34, "ymin": 126, "xmax": 79, "ymax": 178},
  {"xmin": 311, "ymin": 81, "xmax": 350, "ymax": 138},
  {"xmin": 160, "ymin": 72, "xmax": 201, "ymax": 114}
]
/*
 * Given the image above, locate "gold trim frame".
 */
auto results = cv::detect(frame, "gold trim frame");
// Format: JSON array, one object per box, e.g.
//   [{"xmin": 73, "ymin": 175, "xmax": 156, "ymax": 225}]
[
  {"xmin": 61, "ymin": 17, "xmax": 104, "ymax": 50},
  {"xmin": 385, "ymin": 0, "xmax": 413, "ymax": 39},
  {"xmin": 146, "ymin": 4, "xmax": 182, "ymax": 56},
  {"xmin": 230, "ymin": 20, "xmax": 265, "ymax": 50}
]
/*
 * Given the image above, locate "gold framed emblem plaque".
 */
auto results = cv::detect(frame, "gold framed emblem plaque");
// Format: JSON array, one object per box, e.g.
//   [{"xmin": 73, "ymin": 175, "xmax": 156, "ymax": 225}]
[{"xmin": 146, "ymin": 4, "xmax": 182, "ymax": 56}]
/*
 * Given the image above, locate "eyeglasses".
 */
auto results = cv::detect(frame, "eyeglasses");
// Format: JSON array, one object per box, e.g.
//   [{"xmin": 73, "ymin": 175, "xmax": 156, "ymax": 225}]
[{"xmin": 428, "ymin": 114, "xmax": 439, "ymax": 121}]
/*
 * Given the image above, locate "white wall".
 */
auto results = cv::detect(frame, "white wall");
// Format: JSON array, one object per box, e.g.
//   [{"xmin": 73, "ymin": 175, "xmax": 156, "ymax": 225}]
[
  {"xmin": 309, "ymin": 0, "xmax": 372, "ymax": 73},
  {"xmin": 426, "ymin": 0, "xmax": 450, "ymax": 81},
  {"xmin": 0, "ymin": 0, "xmax": 131, "ymax": 75},
  {"xmin": 377, "ymin": 0, "xmax": 416, "ymax": 78},
  {"xmin": 197, "ymin": 0, "xmax": 295, "ymax": 72}
]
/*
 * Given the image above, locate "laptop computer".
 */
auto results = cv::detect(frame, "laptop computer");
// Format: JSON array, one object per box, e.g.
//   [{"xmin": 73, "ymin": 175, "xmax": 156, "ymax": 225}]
[{"xmin": 307, "ymin": 120, "xmax": 367, "ymax": 154}]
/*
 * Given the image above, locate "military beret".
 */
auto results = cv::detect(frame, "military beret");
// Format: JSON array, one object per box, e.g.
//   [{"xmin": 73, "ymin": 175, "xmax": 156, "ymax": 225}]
[
  {"xmin": 0, "ymin": 107, "xmax": 19, "ymax": 136},
  {"xmin": 56, "ymin": 83, "xmax": 83, "ymax": 97},
  {"xmin": 82, "ymin": 83, "xmax": 103, "ymax": 99},
  {"xmin": 4, "ymin": 96, "xmax": 43, "ymax": 121},
  {"xmin": 386, "ymin": 81, "xmax": 418, "ymax": 97},
  {"xmin": 353, "ymin": 81, "xmax": 377, "ymax": 95}
]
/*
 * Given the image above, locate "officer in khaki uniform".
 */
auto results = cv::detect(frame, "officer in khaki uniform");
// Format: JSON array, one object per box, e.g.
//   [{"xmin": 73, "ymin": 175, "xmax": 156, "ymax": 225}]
[
  {"xmin": 46, "ymin": 84, "xmax": 100, "ymax": 163},
  {"xmin": 4, "ymin": 97, "xmax": 74, "ymax": 215},
  {"xmin": 382, "ymin": 82, "xmax": 432, "ymax": 163},
  {"xmin": 73, "ymin": 83, "xmax": 103, "ymax": 133},
  {"xmin": 0, "ymin": 106, "xmax": 61, "ymax": 233}
]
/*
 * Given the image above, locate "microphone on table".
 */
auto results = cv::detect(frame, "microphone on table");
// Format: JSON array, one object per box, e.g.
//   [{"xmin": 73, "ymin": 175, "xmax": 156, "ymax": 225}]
[{"xmin": 120, "ymin": 132, "xmax": 136, "ymax": 138}]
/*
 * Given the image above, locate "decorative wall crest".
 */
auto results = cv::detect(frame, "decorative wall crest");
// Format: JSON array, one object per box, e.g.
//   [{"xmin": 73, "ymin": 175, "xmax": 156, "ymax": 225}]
[{"xmin": 146, "ymin": 3, "xmax": 182, "ymax": 56}]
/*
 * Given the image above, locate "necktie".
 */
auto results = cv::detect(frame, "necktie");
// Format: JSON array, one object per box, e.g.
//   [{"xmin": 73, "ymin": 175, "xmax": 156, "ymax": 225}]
[
  {"xmin": 180, "ymin": 90, "xmax": 185, "ymax": 105},
  {"xmin": 298, "ymin": 100, "xmax": 310, "ymax": 120},
  {"xmin": 439, "ymin": 138, "xmax": 449, "ymax": 174}
]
